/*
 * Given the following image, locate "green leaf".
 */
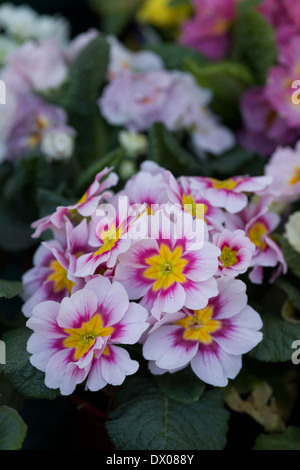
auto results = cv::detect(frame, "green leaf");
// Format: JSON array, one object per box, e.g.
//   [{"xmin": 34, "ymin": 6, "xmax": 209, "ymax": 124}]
[
  {"xmin": 155, "ymin": 368, "xmax": 206, "ymax": 404},
  {"xmin": 233, "ymin": 3, "xmax": 277, "ymax": 84},
  {"xmin": 276, "ymin": 278, "xmax": 300, "ymax": 313},
  {"xmin": 168, "ymin": 0, "xmax": 190, "ymax": 6},
  {"xmin": 2, "ymin": 327, "xmax": 59, "ymax": 400},
  {"xmin": 106, "ymin": 378, "xmax": 229, "ymax": 450},
  {"xmin": 147, "ymin": 43, "xmax": 210, "ymax": 71},
  {"xmin": 253, "ymin": 427, "xmax": 300, "ymax": 450},
  {"xmin": 0, "ymin": 406, "xmax": 27, "ymax": 450},
  {"xmin": 249, "ymin": 312, "xmax": 300, "ymax": 363},
  {"xmin": 0, "ymin": 280, "xmax": 23, "ymax": 299},
  {"xmin": 185, "ymin": 59, "xmax": 254, "ymax": 125},
  {"xmin": 62, "ymin": 36, "xmax": 110, "ymax": 167},
  {"xmin": 276, "ymin": 235, "xmax": 300, "ymax": 279},
  {"xmin": 149, "ymin": 122, "xmax": 204, "ymax": 176},
  {"xmin": 88, "ymin": 0, "xmax": 140, "ymax": 35}
]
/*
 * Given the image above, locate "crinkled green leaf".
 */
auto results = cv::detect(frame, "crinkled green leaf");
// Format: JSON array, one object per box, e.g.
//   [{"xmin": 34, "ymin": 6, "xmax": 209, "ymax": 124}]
[
  {"xmin": 0, "ymin": 280, "xmax": 23, "ymax": 299},
  {"xmin": 0, "ymin": 406, "xmax": 27, "ymax": 450},
  {"xmin": 106, "ymin": 378, "xmax": 229, "ymax": 450},
  {"xmin": 62, "ymin": 36, "xmax": 110, "ymax": 166},
  {"xmin": 233, "ymin": 2, "xmax": 277, "ymax": 84},
  {"xmin": 2, "ymin": 327, "xmax": 59, "ymax": 400},
  {"xmin": 185, "ymin": 59, "xmax": 254, "ymax": 125},
  {"xmin": 88, "ymin": 0, "xmax": 140, "ymax": 35},
  {"xmin": 276, "ymin": 278, "xmax": 300, "ymax": 315},
  {"xmin": 149, "ymin": 122, "xmax": 205, "ymax": 176},
  {"xmin": 253, "ymin": 427, "xmax": 300, "ymax": 450},
  {"xmin": 276, "ymin": 235, "xmax": 300, "ymax": 279},
  {"xmin": 155, "ymin": 368, "xmax": 206, "ymax": 404},
  {"xmin": 147, "ymin": 43, "xmax": 210, "ymax": 71},
  {"xmin": 249, "ymin": 313, "xmax": 300, "ymax": 363}
]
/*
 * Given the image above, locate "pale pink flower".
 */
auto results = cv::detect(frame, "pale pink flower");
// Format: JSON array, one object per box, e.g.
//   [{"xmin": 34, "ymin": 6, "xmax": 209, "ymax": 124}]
[
  {"xmin": 26, "ymin": 276, "xmax": 149, "ymax": 395},
  {"xmin": 143, "ymin": 277, "xmax": 263, "ymax": 387}
]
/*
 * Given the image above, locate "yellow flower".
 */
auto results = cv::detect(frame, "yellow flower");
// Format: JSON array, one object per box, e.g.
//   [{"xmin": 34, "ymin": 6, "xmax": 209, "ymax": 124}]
[{"xmin": 136, "ymin": 0, "xmax": 191, "ymax": 28}]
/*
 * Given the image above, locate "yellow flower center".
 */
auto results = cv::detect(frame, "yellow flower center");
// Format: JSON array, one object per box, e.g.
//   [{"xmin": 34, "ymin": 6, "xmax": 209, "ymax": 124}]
[
  {"xmin": 182, "ymin": 194, "xmax": 206, "ymax": 220},
  {"xmin": 144, "ymin": 244, "xmax": 188, "ymax": 291},
  {"xmin": 175, "ymin": 306, "xmax": 221, "ymax": 344},
  {"xmin": 63, "ymin": 314, "xmax": 114, "ymax": 361},
  {"xmin": 219, "ymin": 245, "xmax": 238, "ymax": 268},
  {"xmin": 28, "ymin": 115, "xmax": 50, "ymax": 147},
  {"xmin": 211, "ymin": 178, "xmax": 239, "ymax": 190},
  {"xmin": 47, "ymin": 260, "xmax": 75, "ymax": 294},
  {"xmin": 289, "ymin": 167, "xmax": 300, "ymax": 185},
  {"xmin": 248, "ymin": 222, "xmax": 268, "ymax": 251},
  {"xmin": 93, "ymin": 223, "xmax": 124, "ymax": 257}
]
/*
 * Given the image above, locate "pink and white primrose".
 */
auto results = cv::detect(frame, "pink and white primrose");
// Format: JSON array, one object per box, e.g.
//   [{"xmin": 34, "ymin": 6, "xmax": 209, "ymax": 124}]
[
  {"xmin": 26, "ymin": 276, "xmax": 149, "ymax": 395},
  {"xmin": 166, "ymin": 171, "xmax": 225, "ymax": 230},
  {"xmin": 143, "ymin": 277, "xmax": 263, "ymax": 387},
  {"xmin": 115, "ymin": 211, "xmax": 220, "ymax": 320},
  {"xmin": 190, "ymin": 175, "xmax": 272, "ymax": 213},
  {"xmin": 213, "ymin": 229, "xmax": 255, "ymax": 277},
  {"xmin": 226, "ymin": 197, "xmax": 287, "ymax": 284},
  {"xmin": 31, "ymin": 167, "xmax": 118, "ymax": 238},
  {"xmin": 21, "ymin": 233, "xmax": 76, "ymax": 318},
  {"xmin": 264, "ymin": 141, "xmax": 300, "ymax": 203}
]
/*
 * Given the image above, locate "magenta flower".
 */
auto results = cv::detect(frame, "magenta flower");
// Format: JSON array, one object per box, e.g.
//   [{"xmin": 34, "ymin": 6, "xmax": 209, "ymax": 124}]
[
  {"xmin": 190, "ymin": 175, "xmax": 272, "ymax": 213},
  {"xmin": 22, "ymin": 234, "xmax": 76, "ymax": 318},
  {"xmin": 226, "ymin": 197, "xmax": 287, "ymax": 284},
  {"xmin": 239, "ymin": 87, "xmax": 298, "ymax": 157},
  {"xmin": 115, "ymin": 211, "xmax": 220, "ymax": 320},
  {"xmin": 213, "ymin": 229, "xmax": 255, "ymax": 277},
  {"xmin": 259, "ymin": 0, "xmax": 300, "ymax": 47},
  {"xmin": 166, "ymin": 172, "xmax": 225, "ymax": 230},
  {"xmin": 265, "ymin": 37, "xmax": 300, "ymax": 129},
  {"xmin": 180, "ymin": 0, "xmax": 240, "ymax": 61},
  {"xmin": 26, "ymin": 276, "xmax": 149, "ymax": 395},
  {"xmin": 143, "ymin": 277, "xmax": 263, "ymax": 387}
]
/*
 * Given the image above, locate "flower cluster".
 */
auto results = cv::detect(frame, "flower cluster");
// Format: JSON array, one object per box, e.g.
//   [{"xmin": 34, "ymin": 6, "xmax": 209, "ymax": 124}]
[
  {"xmin": 239, "ymin": 0, "xmax": 300, "ymax": 156},
  {"xmin": 99, "ymin": 36, "xmax": 235, "ymax": 157},
  {"xmin": 0, "ymin": 10, "xmax": 234, "ymax": 166},
  {"xmin": 24, "ymin": 161, "xmax": 286, "ymax": 394}
]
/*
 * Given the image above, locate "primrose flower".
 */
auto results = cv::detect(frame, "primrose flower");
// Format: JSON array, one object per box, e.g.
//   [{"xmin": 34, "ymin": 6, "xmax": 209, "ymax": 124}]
[
  {"xmin": 31, "ymin": 167, "xmax": 118, "ymax": 238},
  {"xmin": 0, "ymin": 3, "xmax": 69, "ymax": 44},
  {"xmin": 2, "ymin": 37, "xmax": 67, "ymax": 93},
  {"xmin": 4, "ymin": 93, "xmax": 74, "ymax": 163},
  {"xmin": 180, "ymin": 0, "xmax": 240, "ymax": 61},
  {"xmin": 259, "ymin": 0, "xmax": 300, "ymax": 46},
  {"xmin": 264, "ymin": 141, "xmax": 300, "ymax": 203},
  {"xmin": 22, "ymin": 236, "xmax": 76, "ymax": 318},
  {"xmin": 226, "ymin": 197, "xmax": 287, "ymax": 284},
  {"xmin": 191, "ymin": 175, "xmax": 272, "ymax": 213},
  {"xmin": 74, "ymin": 213, "xmax": 133, "ymax": 276},
  {"xmin": 143, "ymin": 277, "xmax": 263, "ymax": 387},
  {"xmin": 107, "ymin": 36, "xmax": 163, "ymax": 80},
  {"xmin": 26, "ymin": 276, "xmax": 149, "ymax": 395},
  {"xmin": 115, "ymin": 211, "xmax": 220, "ymax": 320},
  {"xmin": 239, "ymin": 86, "xmax": 298, "ymax": 157},
  {"xmin": 213, "ymin": 229, "xmax": 255, "ymax": 277},
  {"xmin": 166, "ymin": 172, "xmax": 225, "ymax": 230}
]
